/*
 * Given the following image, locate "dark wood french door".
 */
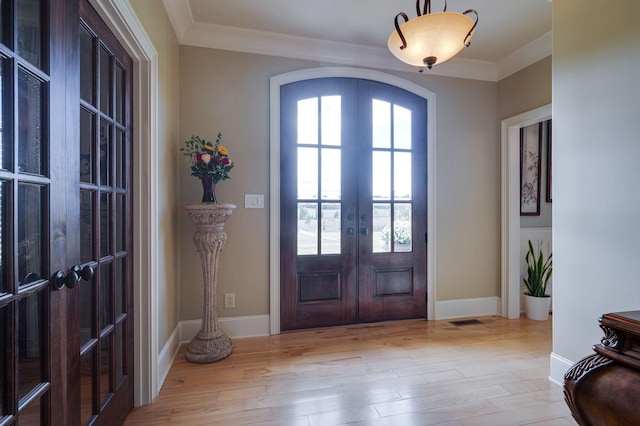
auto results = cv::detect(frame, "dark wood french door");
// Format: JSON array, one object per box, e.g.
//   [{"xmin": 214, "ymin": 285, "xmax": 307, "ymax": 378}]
[
  {"xmin": 280, "ymin": 78, "xmax": 427, "ymax": 331},
  {"xmin": 0, "ymin": 0, "xmax": 133, "ymax": 424},
  {"xmin": 76, "ymin": 1, "xmax": 134, "ymax": 424}
]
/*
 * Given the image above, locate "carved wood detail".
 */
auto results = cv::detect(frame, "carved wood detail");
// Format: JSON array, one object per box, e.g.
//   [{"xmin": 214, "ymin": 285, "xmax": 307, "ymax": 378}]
[{"xmin": 563, "ymin": 311, "xmax": 640, "ymax": 425}]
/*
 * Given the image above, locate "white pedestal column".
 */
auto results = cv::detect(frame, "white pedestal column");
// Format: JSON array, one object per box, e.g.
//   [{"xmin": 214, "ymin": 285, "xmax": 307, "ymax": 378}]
[{"xmin": 184, "ymin": 203, "xmax": 236, "ymax": 363}]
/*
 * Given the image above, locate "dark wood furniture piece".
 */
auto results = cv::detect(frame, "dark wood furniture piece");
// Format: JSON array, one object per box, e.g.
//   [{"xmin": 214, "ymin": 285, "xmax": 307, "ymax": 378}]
[{"xmin": 564, "ymin": 311, "xmax": 640, "ymax": 425}]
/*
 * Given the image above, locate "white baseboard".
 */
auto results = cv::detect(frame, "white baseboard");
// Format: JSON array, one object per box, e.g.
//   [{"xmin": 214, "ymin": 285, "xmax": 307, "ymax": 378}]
[
  {"xmin": 549, "ymin": 351, "xmax": 574, "ymax": 385},
  {"xmin": 157, "ymin": 325, "xmax": 181, "ymax": 392},
  {"xmin": 180, "ymin": 314, "xmax": 271, "ymax": 343},
  {"xmin": 435, "ymin": 297, "xmax": 500, "ymax": 320}
]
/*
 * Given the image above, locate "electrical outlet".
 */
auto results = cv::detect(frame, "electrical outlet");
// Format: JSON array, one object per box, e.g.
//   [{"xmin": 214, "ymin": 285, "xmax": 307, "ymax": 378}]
[{"xmin": 224, "ymin": 293, "xmax": 236, "ymax": 309}]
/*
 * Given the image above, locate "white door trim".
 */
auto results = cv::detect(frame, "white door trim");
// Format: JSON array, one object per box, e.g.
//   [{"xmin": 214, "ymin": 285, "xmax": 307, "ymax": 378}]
[
  {"xmin": 500, "ymin": 104, "xmax": 551, "ymax": 318},
  {"xmin": 90, "ymin": 0, "xmax": 158, "ymax": 405},
  {"xmin": 269, "ymin": 67, "xmax": 437, "ymax": 334}
]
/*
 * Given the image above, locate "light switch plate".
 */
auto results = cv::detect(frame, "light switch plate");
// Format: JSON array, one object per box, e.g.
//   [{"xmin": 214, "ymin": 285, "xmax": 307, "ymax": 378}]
[{"xmin": 244, "ymin": 194, "xmax": 264, "ymax": 209}]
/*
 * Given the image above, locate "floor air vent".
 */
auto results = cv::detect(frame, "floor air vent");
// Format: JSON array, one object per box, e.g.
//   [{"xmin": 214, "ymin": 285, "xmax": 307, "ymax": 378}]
[{"xmin": 449, "ymin": 319, "xmax": 484, "ymax": 326}]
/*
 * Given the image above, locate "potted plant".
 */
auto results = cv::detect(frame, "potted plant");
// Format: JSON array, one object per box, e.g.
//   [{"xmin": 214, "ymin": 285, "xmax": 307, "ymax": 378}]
[{"xmin": 523, "ymin": 240, "xmax": 552, "ymax": 320}]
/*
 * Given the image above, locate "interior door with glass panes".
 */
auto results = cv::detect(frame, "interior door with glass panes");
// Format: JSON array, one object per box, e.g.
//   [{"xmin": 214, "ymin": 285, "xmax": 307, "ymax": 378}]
[
  {"xmin": 0, "ymin": 0, "xmax": 76, "ymax": 424},
  {"xmin": 0, "ymin": 0, "xmax": 133, "ymax": 424},
  {"xmin": 280, "ymin": 78, "xmax": 427, "ymax": 331},
  {"xmin": 78, "ymin": 0, "xmax": 134, "ymax": 424}
]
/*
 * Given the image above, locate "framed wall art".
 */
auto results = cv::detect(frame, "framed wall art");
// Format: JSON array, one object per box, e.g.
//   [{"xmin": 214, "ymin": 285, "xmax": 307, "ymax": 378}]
[
  {"xmin": 520, "ymin": 122, "xmax": 542, "ymax": 216},
  {"xmin": 546, "ymin": 120, "xmax": 552, "ymax": 203}
]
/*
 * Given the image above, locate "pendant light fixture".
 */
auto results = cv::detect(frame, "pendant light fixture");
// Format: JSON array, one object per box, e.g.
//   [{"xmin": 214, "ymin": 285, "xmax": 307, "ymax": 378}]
[{"xmin": 388, "ymin": 0, "xmax": 478, "ymax": 72}]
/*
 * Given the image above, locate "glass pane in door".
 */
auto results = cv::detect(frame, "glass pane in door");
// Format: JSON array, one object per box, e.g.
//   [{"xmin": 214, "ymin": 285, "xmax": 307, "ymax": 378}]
[
  {"xmin": 394, "ymin": 152, "xmax": 412, "ymax": 200},
  {"xmin": 393, "ymin": 105, "xmax": 412, "ymax": 149},
  {"xmin": 0, "ymin": 306, "xmax": 6, "ymax": 415},
  {"xmin": 99, "ymin": 46, "xmax": 111, "ymax": 115},
  {"xmin": 18, "ymin": 69, "xmax": 44, "ymax": 175},
  {"xmin": 0, "ymin": 181, "xmax": 7, "ymax": 292},
  {"xmin": 115, "ymin": 130, "xmax": 125, "ymax": 188},
  {"xmin": 100, "ymin": 120, "xmax": 111, "ymax": 186},
  {"xmin": 115, "ymin": 193, "xmax": 125, "ymax": 252},
  {"xmin": 0, "ymin": 56, "xmax": 10, "ymax": 171},
  {"xmin": 320, "ymin": 203, "xmax": 340, "ymax": 255},
  {"xmin": 80, "ymin": 24, "xmax": 94, "ymax": 104},
  {"xmin": 100, "ymin": 192, "xmax": 110, "ymax": 257},
  {"xmin": 297, "ymin": 98, "xmax": 317, "ymax": 145},
  {"xmin": 115, "ymin": 63, "xmax": 124, "ymax": 124},
  {"xmin": 373, "ymin": 203, "xmax": 391, "ymax": 253},
  {"xmin": 99, "ymin": 337, "xmax": 112, "ymax": 403},
  {"xmin": 372, "ymin": 99, "xmax": 390, "ymax": 149},
  {"xmin": 80, "ymin": 190, "xmax": 94, "ymax": 264},
  {"xmin": 100, "ymin": 265, "xmax": 112, "ymax": 330},
  {"xmin": 80, "ymin": 107, "xmax": 95, "ymax": 183},
  {"xmin": 320, "ymin": 96, "xmax": 340, "ymax": 146},
  {"xmin": 18, "ymin": 183, "xmax": 44, "ymax": 284},
  {"xmin": 80, "ymin": 348, "xmax": 95, "ymax": 424},
  {"xmin": 114, "ymin": 323, "xmax": 124, "ymax": 383},
  {"xmin": 320, "ymin": 148, "xmax": 340, "ymax": 200},
  {"xmin": 394, "ymin": 204, "xmax": 412, "ymax": 252},
  {"xmin": 297, "ymin": 203, "xmax": 317, "ymax": 255},
  {"xmin": 79, "ymin": 272, "xmax": 94, "ymax": 347},
  {"xmin": 17, "ymin": 292, "xmax": 44, "ymax": 400},
  {"xmin": 16, "ymin": 0, "xmax": 42, "ymax": 69}
]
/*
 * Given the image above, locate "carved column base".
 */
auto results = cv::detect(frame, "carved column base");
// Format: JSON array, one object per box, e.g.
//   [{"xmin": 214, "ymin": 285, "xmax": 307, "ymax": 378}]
[
  {"xmin": 186, "ymin": 329, "xmax": 233, "ymax": 363},
  {"xmin": 184, "ymin": 203, "xmax": 236, "ymax": 364}
]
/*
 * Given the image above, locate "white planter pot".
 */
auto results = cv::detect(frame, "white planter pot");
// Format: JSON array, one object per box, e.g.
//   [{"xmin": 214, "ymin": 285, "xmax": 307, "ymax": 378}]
[{"xmin": 524, "ymin": 294, "xmax": 551, "ymax": 321}]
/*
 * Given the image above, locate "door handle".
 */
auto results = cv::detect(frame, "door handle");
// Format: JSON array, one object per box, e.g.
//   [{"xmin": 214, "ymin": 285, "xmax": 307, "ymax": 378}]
[
  {"xmin": 347, "ymin": 227, "xmax": 355, "ymax": 235},
  {"xmin": 360, "ymin": 227, "xmax": 368, "ymax": 235},
  {"xmin": 52, "ymin": 265, "xmax": 94, "ymax": 290}
]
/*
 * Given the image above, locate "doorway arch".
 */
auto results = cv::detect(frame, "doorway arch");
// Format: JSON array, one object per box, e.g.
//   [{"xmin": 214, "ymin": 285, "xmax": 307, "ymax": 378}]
[
  {"xmin": 269, "ymin": 68, "xmax": 436, "ymax": 334},
  {"xmin": 501, "ymin": 104, "xmax": 552, "ymax": 318}
]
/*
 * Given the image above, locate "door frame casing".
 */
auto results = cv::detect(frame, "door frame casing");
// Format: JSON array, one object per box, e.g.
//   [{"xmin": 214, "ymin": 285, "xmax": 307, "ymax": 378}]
[
  {"xmin": 269, "ymin": 67, "xmax": 436, "ymax": 334},
  {"xmin": 500, "ymin": 104, "xmax": 552, "ymax": 318}
]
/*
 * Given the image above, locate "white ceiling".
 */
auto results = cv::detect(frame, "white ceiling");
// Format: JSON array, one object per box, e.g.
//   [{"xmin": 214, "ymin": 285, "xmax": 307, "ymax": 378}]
[{"xmin": 162, "ymin": 0, "xmax": 552, "ymax": 81}]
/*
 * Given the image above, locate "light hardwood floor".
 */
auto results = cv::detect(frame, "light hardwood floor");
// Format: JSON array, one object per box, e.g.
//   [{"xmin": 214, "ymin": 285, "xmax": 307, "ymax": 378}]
[{"xmin": 124, "ymin": 316, "xmax": 578, "ymax": 425}]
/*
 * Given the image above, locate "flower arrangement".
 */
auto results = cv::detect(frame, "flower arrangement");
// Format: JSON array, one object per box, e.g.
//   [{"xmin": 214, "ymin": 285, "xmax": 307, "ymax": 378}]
[{"xmin": 180, "ymin": 133, "xmax": 234, "ymax": 183}]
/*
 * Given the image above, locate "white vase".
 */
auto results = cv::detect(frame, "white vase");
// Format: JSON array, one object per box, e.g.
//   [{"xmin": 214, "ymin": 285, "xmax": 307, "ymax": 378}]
[{"xmin": 524, "ymin": 294, "xmax": 551, "ymax": 320}]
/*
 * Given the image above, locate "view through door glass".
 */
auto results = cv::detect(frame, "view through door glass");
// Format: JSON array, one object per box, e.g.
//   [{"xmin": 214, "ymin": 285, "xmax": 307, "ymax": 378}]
[{"xmin": 280, "ymin": 78, "xmax": 427, "ymax": 331}]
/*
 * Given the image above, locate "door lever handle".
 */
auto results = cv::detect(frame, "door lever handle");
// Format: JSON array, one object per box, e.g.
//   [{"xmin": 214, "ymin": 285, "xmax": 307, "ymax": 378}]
[
  {"xmin": 52, "ymin": 269, "xmax": 78, "ymax": 290},
  {"xmin": 52, "ymin": 265, "xmax": 94, "ymax": 290},
  {"xmin": 77, "ymin": 265, "xmax": 94, "ymax": 281}
]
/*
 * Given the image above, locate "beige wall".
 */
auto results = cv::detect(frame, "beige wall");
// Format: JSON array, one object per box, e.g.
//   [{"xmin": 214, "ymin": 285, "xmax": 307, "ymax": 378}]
[
  {"xmin": 130, "ymin": 0, "xmax": 181, "ymax": 351},
  {"xmin": 552, "ymin": 0, "xmax": 640, "ymax": 368},
  {"xmin": 498, "ymin": 56, "xmax": 551, "ymax": 121},
  {"xmin": 178, "ymin": 46, "xmax": 500, "ymax": 319},
  {"xmin": 498, "ymin": 56, "xmax": 552, "ymax": 228}
]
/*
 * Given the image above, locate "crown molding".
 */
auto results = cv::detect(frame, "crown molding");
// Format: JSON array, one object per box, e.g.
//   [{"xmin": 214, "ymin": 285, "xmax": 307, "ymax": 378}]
[
  {"xmin": 161, "ymin": 0, "xmax": 549, "ymax": 82},
  {"xmin": 497, "ymin": 31, "xmax": 552, "ymax": 80},
  {"xmin": 162, "ymin": 0, "xmax": 192, "ymax": 41},
  {"xmin": 182, "ymin": 20, "xmax": 498, "ymax": 81}
]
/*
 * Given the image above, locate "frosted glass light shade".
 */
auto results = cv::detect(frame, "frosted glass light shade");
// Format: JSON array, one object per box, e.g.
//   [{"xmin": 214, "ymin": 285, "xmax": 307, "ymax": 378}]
[{"xmin": 388, "ymin": 11, "xmax": 476, "ymax": 69}]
